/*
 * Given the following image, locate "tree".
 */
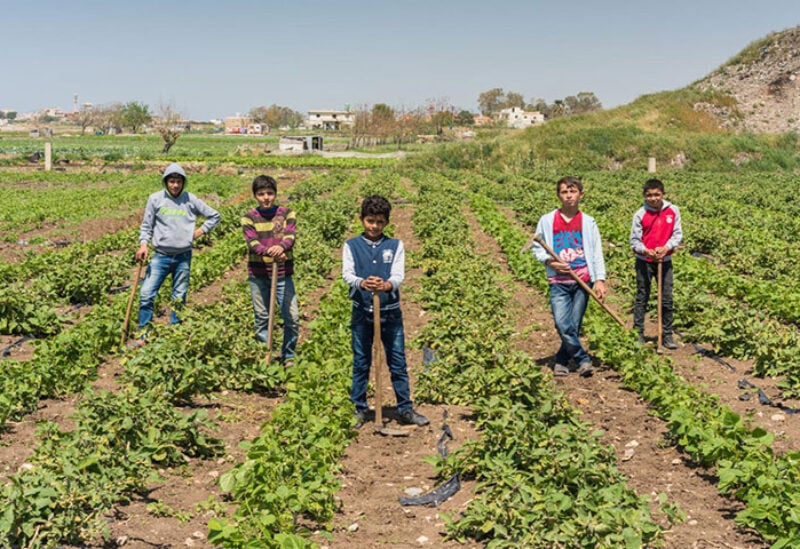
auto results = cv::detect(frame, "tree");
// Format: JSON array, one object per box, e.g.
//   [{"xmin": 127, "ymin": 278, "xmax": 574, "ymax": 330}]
[
  {"xmin": 455, "ymin": 110, "xmax": 475, "ymax": 126},
  {"xmin": 121, "ymin": 101, "xmax": 152, "ymax": 133},
  {"xmin": 550, "ymin": 99, "xmax": 568, "ymax": 118},
  {"xmin": 478, "ymin": 88, "xmax": 505, "ymax": 116},
  {"xmin": 6, "ymin": 111, "xmax": 17, "ymax": 121},
  {"xmin": 249, "ymin": 104, "xmax": 303, "ymax": 130},
  {"xmin": 477, "ymin": 87, "xmax": 529, "ymax": 116},
  {"xmin": 569, "ymin": 91, "xmax": 603, "ymax": 114},
  {"xmin": 154, "ymin": 101, "xmax": 182, "ymax": 154},
  {"xmin": 75, "ymin": 105, "xmax": 95, "ymax": 135},
  {"xmin": 370, "ymin": 103, "xmax": 396, "ymax": 139},
  {"xmin": 505, "ymin": 92, "xmax": 526, "ymax": 109},
  {"xmin": 94, "ymin": 103, "xmax": 124, "ymax": 134}
]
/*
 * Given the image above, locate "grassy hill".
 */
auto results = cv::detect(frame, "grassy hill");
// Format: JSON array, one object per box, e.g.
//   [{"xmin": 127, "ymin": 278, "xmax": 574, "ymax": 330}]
[{"xmin": 414, "ymin": 26, "xmax": 800, "ymax": 174}]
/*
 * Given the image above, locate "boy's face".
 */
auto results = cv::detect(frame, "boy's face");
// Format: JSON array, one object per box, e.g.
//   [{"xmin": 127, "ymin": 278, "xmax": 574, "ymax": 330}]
[
  {"xmin": 254, "ymin": 188, "xmax": 277, "ymax": 209},
  {"xmin": 361, "ymin": 214, "xmax": 388, "ymax": 240},
  {"xmin": 644, "ymin": 188, "xmax": 664, "ymax": 209},
  {"xmin": 557, "ymin": 184, "xmax": 584, "ymax": 209},
  {"xmin": 166, "ymin": 175, "xmax": 184, "ymax": 197}
]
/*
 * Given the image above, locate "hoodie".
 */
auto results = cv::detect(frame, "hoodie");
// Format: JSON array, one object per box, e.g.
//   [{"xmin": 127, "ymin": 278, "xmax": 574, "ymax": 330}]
[{"xmin": 138, "ymin": 163, "xmax": 221, "ymax": 255}]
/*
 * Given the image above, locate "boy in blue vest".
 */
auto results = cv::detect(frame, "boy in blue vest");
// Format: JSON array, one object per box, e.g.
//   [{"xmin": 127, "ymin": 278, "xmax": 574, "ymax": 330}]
[{"xmin": 342, "ymin": 195, "xmax": 429, "ymax": 428}]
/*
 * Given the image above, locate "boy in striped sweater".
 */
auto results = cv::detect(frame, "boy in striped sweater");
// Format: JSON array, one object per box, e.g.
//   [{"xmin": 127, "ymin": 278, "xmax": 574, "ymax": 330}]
[
  {"xmin": 629, "ymin": 178, "xmax": 683, "ymax": 349},
  {"xmin": 241, "ymin": 175, "xmax": 299, "ymax": 365}
]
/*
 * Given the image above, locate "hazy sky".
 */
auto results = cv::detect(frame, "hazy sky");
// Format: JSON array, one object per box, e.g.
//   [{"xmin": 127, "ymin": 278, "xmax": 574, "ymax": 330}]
[{"xmin": 2, "ymin": 1, "xmax": 798, "ymax": 120}]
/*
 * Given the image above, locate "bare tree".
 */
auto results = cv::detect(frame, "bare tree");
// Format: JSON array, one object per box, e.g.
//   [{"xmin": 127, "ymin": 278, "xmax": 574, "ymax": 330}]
[
  {"xmin": 154, "ymin": 101, "xmax": 183, "ymax": 154},
  {"xmin": 75, "ymin": 105, "xmax": 95, "ymax": 135},
  {"xmin": 94, "ymin": 103, "xmax": 124, "ymax": 134}
]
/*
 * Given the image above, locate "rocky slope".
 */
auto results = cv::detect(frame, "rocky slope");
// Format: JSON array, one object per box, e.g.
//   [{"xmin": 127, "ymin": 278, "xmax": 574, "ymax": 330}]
[{"xmin": 697, "ymin": 25, "xmax": 800, "ymax": 134}]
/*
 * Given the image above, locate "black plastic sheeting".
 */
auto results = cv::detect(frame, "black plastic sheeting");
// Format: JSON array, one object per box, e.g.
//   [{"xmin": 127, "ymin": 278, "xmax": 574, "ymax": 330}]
[
  {"xmin": 693, "ymin": 344, "xmax": 736, "ymax": 372},
  {"xmin": 399, "ymin": 410, "xmax": 461, "ymax": 507},
  {"xmin": 738, "ymin": 378, "xmax": 800, "ymax": 415}
]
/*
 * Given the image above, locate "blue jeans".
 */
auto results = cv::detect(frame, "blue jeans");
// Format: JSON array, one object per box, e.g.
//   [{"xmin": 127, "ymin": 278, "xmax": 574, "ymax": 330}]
[
  {"xmin": 350, "ymin": 306, "xmax": 412, "ymax": 414},
  {"xmin": 248, "ymin": 274, "xmax": 299, "ymax": 360},
  {"xmin": 549, "ymin": 282, "xmax": 592, "ymax": 367},
  {"xmin": 138, "ymin": 251, "xmax": 192, "ymax": 329}
]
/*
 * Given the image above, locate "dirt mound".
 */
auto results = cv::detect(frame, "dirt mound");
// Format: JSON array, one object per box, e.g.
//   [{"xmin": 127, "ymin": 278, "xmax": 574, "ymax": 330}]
[{"xmin": 697, "ymin": 25, "xmax": 800, "ymax": 133}]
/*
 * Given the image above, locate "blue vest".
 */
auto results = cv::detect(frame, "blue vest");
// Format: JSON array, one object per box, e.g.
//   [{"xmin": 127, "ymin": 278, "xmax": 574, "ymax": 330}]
[{"xmin": 347, "ymin": 235, "xmax": 401, "ymax": 311}]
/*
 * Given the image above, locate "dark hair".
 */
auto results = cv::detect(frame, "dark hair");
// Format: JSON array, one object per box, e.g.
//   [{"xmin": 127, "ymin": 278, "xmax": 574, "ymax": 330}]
[
  {"xmin": 252, "ymin": 175, "xmax": 277, "ymax": 194},
  {"xmin": 556, "ymin": 176, "xmax": 583, "ymax": 194},
  {"xmin": 360, "ymin": 195, "xmax": 391, "ymax": 219},
  {"xmin": 643, "ymin": 178, "xmax": 665, "ymax": 193}
]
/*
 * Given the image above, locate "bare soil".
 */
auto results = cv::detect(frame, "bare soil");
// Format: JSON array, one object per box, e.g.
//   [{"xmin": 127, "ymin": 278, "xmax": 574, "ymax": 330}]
[{"xmin": 2, "ymin": 188, "xmax": 796, "ymax": 548}]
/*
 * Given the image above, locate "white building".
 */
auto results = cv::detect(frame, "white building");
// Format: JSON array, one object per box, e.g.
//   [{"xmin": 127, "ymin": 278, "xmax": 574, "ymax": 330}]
[
  {"xmin": 496, "ymin": 107, "xmax": 544, "ymax": 129},
  {"xmin": 306, "ymin": 109, "xmax": 355, "ymax": 130}
]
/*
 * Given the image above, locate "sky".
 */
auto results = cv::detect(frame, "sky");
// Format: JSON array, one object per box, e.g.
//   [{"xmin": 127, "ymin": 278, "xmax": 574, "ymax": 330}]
[{"xmin": 2, "ymin": 0, "xmax": 799, "ymax": 121}]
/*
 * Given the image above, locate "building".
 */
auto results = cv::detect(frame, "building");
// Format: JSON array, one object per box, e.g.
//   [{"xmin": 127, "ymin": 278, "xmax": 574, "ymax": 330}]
[
  {"xmin": 224, "ymin": 116, "xmax": 266, "ymax": 135},
  {"xmin": 496, "ymin": 107, "xmax": 545, "ymax": 129},
  {"xmin": 306, "ymin": 109, "xmax": 355, "ymax": 130},
  {"xmin": 278, "ymin": 135, "xmax": 323, "ymax": 153}
]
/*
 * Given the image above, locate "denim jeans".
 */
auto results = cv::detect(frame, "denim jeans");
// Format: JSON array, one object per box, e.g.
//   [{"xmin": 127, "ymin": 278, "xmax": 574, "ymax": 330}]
[
  {"xmin": 633, "ymin": 258, "xmax": 674, "ymax": 336},
  {"xmin": 138, "ymin": 251, "xmax": 192, "ymax": 329},
  {"xmin": 248, "ymin": 274, "xmax": 299, "ymax": 360},
  {"xmin": 549, "ymin": 282, "xmax": 592, "ymax": 367},
  {"xmin": 350, "ymin": 306, "xmax": 412, "ymax": 414}
]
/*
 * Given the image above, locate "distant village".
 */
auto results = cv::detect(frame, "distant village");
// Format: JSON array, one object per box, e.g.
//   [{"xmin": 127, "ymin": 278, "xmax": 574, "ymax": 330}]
[{"xmin": 0, "ymin": 105, "xmax": 545, "ymax": 134}]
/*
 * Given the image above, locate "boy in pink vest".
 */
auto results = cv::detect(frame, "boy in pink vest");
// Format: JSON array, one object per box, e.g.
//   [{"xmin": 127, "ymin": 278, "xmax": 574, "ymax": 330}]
[{"xmin": 629, "ymin": 179, "xmax": 683, "ymax": 349}]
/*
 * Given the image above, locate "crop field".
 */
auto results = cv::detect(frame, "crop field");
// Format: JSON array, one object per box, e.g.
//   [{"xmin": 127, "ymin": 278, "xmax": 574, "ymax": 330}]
[{"xmin": 1, "ymin": 134, "xmax": 798, "ymax": 548}]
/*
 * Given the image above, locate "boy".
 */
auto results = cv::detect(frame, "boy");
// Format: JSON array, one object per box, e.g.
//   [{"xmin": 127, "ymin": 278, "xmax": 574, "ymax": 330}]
[
  {"xmin": 531, "ymin": 176, "xmax": 607, "ymax": 377},
  {"xmin": 629, "ymin": 178, "xmax": 683, "ymax": 349},
  {"xmin": 342, "ymin": 195, "xmax": 429, "ymax": 427},
  {"xmin": 241, "ymin": 175, "xmax": 299, "ymax": 365},
  {"xmin": 133, "ymin": 163, "xmax": 220, "ymax": 344}
]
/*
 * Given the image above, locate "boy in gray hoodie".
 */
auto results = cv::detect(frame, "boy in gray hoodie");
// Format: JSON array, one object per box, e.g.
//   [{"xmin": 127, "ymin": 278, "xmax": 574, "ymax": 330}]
[{"xmin": 132, "ymin": 163, "xmax": 220, "ymax": 343}]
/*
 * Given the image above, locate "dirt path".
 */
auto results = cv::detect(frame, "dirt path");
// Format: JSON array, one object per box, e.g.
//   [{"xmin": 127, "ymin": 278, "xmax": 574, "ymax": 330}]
[
  {"xmin": 326, "ymin": 202, "xmax": 483, "ymax": 548},
  {"xmin": 464, "ymin": 212, "xmax": 769, "ymax": 548}
]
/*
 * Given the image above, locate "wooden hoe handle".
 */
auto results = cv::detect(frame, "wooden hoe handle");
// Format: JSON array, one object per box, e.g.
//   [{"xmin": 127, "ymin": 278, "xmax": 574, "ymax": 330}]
[
  {"xmin": 372, "ymin": 292, "xmax": 383, "ymax": 428},
  {"xmin": 265, "ymin": 261, "xmax": 280, "ymax": 364},
  {"xmin": 532, "ymin": 234, "xmax": 626, "ymax": 328}
]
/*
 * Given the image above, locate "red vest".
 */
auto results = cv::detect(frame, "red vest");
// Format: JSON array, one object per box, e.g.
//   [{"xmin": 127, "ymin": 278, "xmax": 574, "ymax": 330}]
[{"xmin": 640, "ymin": 205, "xmax": 677, "ymax": 260}]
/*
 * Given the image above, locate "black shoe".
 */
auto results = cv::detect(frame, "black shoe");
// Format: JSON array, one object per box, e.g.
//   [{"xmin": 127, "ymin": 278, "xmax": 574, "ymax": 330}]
[
  {"xmin": 637, "ymin": 333, "xmax": 647, "ymax": 346},
  {"xmin": 398, "ymin": 409, "xmax": 429, "ymax": 426},
  {"xmin": 662, "ymin": 335, "xmax": 679, "ymax": 350},
  {"xmin": 354, "ymin": 409, "xmax": 369, "ymax": 428}
]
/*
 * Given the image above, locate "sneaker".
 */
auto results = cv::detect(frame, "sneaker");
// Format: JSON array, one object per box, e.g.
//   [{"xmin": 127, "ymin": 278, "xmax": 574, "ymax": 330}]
[
  {"xmin": 354, "ymin": 408, "xmax": 369, "ymax": 428},
  {"xmin": 398, "ymin": 409, "xmax": 429, "ymax": 426},
  {"xmin": 281, "ymin": 357, "xmax": 295, "ymax": 368},
  {"xmin": 578, "ymin": 362, "xmax": 594, "ymax": 378},
  {"xmin": 662, "ymin": 335, "xmax": 679, "ymax": 350},
  {"xmin": 126, "ymin": 338, "xmax": 146, "ymax": 350},
  {"xmin": 553, "ymin": 363, "xmax": 569, "ymax": 377},
  {"xmin": 637, "ymin": 333, "xmax": 647, "ymax": 346}
]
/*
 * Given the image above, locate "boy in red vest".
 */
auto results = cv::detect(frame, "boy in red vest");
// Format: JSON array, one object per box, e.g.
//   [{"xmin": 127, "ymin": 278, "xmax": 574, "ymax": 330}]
[{"xmin": 629, "ymin": 179, "xmax": 683, "ymax": 349}]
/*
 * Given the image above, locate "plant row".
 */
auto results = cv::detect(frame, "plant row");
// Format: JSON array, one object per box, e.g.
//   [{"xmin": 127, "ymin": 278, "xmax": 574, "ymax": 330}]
[
  {"xmin": 409, "ymin": 171, "xmax": 662, "ymax": 548},
  {"xmin": 207, "ymin": 178, "xmax": 380, "ymax": 546},
  {"xmin": 0, "ymin": 173, "xmax": 362, "ymax": 547},
  {"xmin": 463, "ymin": 169, "xmax": 800, "ymax": 396},
  {"xmin": 0, "ymin": 183, "xmax": 283, "ymax": 430},
  {"xmin": 467, "ymin": 181, "xmax": 800, "ymax": 548}
]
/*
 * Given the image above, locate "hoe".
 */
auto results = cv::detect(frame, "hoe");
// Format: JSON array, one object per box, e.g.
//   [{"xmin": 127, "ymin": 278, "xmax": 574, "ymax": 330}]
[
  {"xmin": 371, "ymin": 292, "xmax": 409, "ymax": 437},
  {"xmin": 522, "ymin": 234, "xmax": 626, "ymax": 328}
]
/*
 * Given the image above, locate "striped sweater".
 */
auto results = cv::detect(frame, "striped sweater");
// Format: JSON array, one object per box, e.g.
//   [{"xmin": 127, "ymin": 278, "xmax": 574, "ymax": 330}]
[{"xmin": 241, "ymin": 205, "xmax": 296, "ymax": 277}]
